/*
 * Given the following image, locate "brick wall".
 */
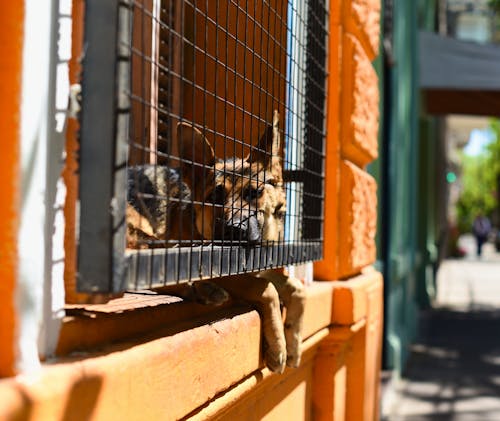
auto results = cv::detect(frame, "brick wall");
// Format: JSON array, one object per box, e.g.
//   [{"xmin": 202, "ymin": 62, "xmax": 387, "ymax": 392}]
[
  {"xmin": 315, "ymin": 0, "xmax": 380, "ymax": 281},
  {"xmin": 0, "ymin": 1, "xmax": 383, "ymax": 420},
  {"xmin": 311, "ymin": 0, "xmax": 383, "ymax": 419}
]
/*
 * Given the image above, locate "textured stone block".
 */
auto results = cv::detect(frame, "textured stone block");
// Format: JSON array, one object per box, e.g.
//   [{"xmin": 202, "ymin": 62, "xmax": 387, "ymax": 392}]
[
  {"xmin": 339, "ymin": 160, "xmax": 377, "ymax": 277},
  {"xmin": 341, "ymin": 34, "xmax": 379, "ymax": 166},
  {"xmin": 344, "ymin": 0, "xmax": 381, "ymax": 60}
]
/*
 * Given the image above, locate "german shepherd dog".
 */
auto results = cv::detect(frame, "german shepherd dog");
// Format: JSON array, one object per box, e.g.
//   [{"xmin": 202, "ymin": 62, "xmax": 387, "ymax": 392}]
[{"xmin": 127, "ymin": 111, "xmax": 305, "ymax": 373}]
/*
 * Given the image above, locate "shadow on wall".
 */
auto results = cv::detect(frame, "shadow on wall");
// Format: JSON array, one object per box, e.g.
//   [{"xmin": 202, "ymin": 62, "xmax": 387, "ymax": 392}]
[
  {"xmin": 4, "ymin": 375, "xmax": 103, "ymax": 421},
  {"xmin": 61, "ymin": 376, "xmax": 103, "ymax": 421}
]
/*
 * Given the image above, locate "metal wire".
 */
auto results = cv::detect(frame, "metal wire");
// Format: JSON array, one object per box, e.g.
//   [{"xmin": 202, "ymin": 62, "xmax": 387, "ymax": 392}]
[{"xmin": 121, "ymin": 0, "xmax": 328, "ymax": 289}]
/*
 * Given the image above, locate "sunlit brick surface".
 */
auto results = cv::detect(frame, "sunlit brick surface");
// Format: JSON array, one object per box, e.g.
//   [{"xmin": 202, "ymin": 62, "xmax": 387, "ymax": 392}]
[
  {"xmin": 345, "ymin": 0, "xmax": 381, "ymax": 59},
  {"xmin": 339, "ymin": 160, "xmax": 377, "ymax": 277},
  {"xmin": 341, "ymin": 34, "xmax": 379, "ymax": 166}
]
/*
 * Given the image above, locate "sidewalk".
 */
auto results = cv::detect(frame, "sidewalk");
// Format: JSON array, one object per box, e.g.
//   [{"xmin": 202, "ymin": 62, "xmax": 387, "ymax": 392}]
[{"xmin": 382, "ymin": 237, "xmax": 500, "ymax": 420}]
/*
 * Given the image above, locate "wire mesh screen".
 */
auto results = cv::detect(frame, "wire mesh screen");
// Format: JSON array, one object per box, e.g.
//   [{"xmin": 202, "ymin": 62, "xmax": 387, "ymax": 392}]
[{"xmin": 78, "ymin": 0, "xmax": 328, "ymax": 292}]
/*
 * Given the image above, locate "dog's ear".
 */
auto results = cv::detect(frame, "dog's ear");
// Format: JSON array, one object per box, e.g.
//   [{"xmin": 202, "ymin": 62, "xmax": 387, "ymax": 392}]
[
  {"xmin": 247, "ymin": 110, "xmax": 281, "ymax": 167},
  {"xmin": 177, "ymin": 122, "xmax": 216, "ymax": 180}
]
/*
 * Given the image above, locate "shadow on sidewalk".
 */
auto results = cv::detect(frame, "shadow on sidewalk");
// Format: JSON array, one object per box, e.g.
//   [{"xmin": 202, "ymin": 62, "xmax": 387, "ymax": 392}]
[{"xmin": 384, "ymin": 305, "xmax": 500, "ymax": 420}]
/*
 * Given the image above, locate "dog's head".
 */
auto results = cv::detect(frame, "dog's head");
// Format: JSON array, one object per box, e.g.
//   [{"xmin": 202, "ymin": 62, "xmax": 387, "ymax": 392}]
[{"xmin": 178, "ymin": 111, "xmax": 285, "ymax": 245}]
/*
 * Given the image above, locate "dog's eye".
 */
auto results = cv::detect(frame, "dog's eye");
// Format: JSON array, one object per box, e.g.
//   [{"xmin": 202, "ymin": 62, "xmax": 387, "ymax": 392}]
[
  {"xmin": 244, "ymin": 186, "xmax": 263, "ymax": 201},
  {"xmin": 207, "ymin": 185, "xmax": 226, "ymax": 205},
  {"xmin": 274, "ymin": 203, "xmax": 285, "ymax": 220}
]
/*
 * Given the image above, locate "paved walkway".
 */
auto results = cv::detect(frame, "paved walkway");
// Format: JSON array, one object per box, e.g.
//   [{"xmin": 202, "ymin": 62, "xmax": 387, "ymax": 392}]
[{"xmin": 382, "ymin": 236, "xmax": 500, "ymax": 420}]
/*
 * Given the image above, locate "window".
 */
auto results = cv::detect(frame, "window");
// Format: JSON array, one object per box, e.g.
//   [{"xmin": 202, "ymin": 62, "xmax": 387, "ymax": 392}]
[{"xmin": 77, "ymin": 0, "xmax": 328, "ymax": 293}]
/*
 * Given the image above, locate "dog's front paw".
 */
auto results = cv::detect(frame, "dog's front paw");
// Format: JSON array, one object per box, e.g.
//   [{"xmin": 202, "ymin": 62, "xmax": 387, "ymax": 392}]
[
  {"xmin": 286, "ymin": 350, "xmax": 301, "ymax": 368},
  {"xmin": 191, "ymin": 281, "xmax": 230, "ymax": 306},
  {"xmin": 265, "ymin": 348, "xmax": 286, "ymax": 374},
  {"xmin": 285, "ymin": 322, "xmax": 302, "ymax": 368}
]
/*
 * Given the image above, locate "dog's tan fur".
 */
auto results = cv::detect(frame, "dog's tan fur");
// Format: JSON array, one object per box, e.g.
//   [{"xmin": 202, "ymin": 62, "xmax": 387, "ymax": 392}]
[{"xmin": 127, "ymin": 111, "xmax": 305, "ymax": 373}]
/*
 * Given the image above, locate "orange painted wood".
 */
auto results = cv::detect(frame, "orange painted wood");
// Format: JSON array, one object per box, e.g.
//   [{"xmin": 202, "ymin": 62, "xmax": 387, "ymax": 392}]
[
  {"xmin": 313, "ymin": 20, "xmax": 342, "ymax": 281},
  {"xmin": 63, "ymin": 0, "xmax": 84, "ymax": 303},
  {"xmin": 0, "ymin": 1, "xmax": 23, "ymax": 377}
]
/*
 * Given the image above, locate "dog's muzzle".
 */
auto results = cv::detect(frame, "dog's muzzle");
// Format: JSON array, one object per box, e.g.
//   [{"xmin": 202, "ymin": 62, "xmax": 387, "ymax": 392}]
[{"xmin": 223, "ymin": 214, "xmax": 261, "ymax": 245}]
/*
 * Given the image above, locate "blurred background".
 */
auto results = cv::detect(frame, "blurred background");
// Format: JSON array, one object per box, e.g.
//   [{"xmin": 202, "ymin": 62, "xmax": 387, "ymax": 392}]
[{"xmin": 380, "ymin": 0, "xmax": 500, "ymax": 418}]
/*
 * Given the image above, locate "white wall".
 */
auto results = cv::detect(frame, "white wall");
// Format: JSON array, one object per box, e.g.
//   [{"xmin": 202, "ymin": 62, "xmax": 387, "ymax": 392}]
[{"xmin": 18, "ymin": 0, "xmax": 70, "ymax": 372}]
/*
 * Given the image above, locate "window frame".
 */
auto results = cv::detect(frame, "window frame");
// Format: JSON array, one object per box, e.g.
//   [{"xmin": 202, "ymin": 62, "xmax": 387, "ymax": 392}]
[{"xmin": 77, "ymin": 0, "xmax": 327, "ymax": 293}]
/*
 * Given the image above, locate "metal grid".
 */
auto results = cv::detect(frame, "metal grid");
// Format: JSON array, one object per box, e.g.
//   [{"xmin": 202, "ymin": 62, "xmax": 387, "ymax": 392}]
[{"xmin": 78, "ymin": 0, "xmax": 328, "ymax": 292}]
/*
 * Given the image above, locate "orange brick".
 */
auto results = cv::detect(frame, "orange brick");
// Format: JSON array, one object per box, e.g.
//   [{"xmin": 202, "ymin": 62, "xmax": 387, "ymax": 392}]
[
  {"xmin": 339, "ymin": 161, "xmax": 377, "ymax": 278},
  {"xmin": 343, "ymin": 0, "xmax": 381, "ymax": 60},
  {"xmin": 341, "ymin": 34, "xmax": 379, "ymax": 166}
]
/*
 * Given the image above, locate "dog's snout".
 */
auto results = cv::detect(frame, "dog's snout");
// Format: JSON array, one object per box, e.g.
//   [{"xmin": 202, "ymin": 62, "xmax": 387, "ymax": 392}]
[
  {"xmin": 247, "ymin": 216, "xmax": 260, "ymax": 244},
  {"xmin": 246, "ymin": 216, "xmax": 261, "ymax": 245},
  {"xmin": 224, "ymin": 215, "xmax": 261, "ymax": 245}
]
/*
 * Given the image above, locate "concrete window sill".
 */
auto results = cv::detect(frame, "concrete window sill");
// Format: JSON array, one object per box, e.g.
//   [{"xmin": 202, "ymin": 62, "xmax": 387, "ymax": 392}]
[{"xmin": 0, "ymin": 272, "xmax": 382, "ymax": 420}]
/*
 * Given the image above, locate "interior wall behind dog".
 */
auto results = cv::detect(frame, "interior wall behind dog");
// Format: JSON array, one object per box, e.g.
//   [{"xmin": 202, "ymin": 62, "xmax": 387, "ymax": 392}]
[
  {"xmin": 182, "ymin": 0, "xmax": 288, "ymax": 158},
  {"xmin": 127, "ymin": 0, "xmax": 287, "ymax": 166}
]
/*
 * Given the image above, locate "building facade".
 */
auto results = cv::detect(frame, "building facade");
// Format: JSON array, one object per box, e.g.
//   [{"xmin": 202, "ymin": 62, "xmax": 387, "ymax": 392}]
[{"xmin": 0, "ymin": 0, "xmax": 383, "ymax": 419}]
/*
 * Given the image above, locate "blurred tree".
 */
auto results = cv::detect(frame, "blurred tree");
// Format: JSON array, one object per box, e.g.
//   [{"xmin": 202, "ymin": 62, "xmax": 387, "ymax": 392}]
[
  {"xmin": 456, "ymin": 119, "xmax": 500, "ymax": 233},
  {"xmin": 486, "ymin": 119, "xmax": 500, "ymax": 225},
  {"xmin": 489, "ymin": 0, "xmax": 500, "ymax": 13},
  {"xmin": 456, "ymin": 154, "xmax": 493, "ymax": 232}
]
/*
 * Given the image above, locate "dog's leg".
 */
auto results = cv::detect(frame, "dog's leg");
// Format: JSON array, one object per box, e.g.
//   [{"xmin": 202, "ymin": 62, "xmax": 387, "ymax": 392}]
[
  {"xmin": 214, "ymin": 275, "xmax": 287, "ymax": 373},
  {"xmin": 173, "ymin": 281, "xmax": 231, "ymax": 306},
  {"xmin": 257, "ymin": 270, "xmax": 305, "ymax": 368}
]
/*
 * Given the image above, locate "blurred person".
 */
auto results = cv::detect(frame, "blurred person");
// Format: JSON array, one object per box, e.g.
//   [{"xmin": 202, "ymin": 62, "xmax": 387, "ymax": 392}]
[{"xmin": 472, "ymin": 213, "xmax": 491, "ymax": 257}]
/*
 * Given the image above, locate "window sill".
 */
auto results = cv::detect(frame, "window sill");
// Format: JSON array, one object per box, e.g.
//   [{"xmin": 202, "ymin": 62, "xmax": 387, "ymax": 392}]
[
  {"xmin": 0, "ymin": 272, "xmax": 383, "ymax": 420},
  {"xmin": 57, "ymin": 277, "xmax": 345, "ymax": 357}
]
